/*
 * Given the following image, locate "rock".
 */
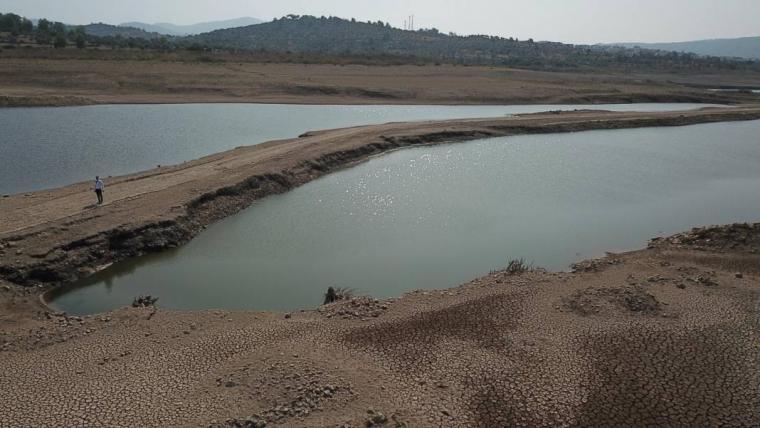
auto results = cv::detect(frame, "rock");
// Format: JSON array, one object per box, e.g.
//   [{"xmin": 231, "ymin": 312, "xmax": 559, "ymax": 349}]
[
  {"xmin": 735, "ymin": 272, "xmax": 744, "ymax": 279},
  {"xmin": 132, "ymin": 295, "xmax": 158, "ymax": 307},
  {"xmin": 366, "ymin": 410, "xmax": 388, "ymax": 426},
  {"xmin": 284, "ymin": 313, "xmax": 292, "ymax": 319}
]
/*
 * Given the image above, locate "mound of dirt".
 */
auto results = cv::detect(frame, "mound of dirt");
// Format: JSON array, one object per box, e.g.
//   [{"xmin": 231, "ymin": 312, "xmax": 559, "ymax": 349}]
[{"xmin": 563, "ymin": 285, "xmax": 662, "ymax": 316}]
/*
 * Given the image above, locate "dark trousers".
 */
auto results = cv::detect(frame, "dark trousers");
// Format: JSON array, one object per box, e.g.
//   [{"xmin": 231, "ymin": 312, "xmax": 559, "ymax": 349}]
[{"xmin": 96, "ymin": 189, "xmax": 103, "ymax": 204}]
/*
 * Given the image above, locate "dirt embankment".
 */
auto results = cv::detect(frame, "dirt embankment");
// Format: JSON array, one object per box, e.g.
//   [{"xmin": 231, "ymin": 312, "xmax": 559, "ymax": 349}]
[
  {"xmin": 2, "ymin": 107, "xmax": 760, "ymax": 294},
  {"xmin": 2, "ymin": 58, "xmax": 760, "ymax": 107}
]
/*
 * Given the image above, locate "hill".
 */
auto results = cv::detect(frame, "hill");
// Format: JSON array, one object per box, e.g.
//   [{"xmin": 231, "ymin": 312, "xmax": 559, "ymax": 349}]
[
  {"xmin": 184, "ymin": 15, "xmax": 754, "ymax": 71},
  {"xmin": 121, "ymin": 17, "xmax": 263, "ymax": 36},
  {"xmin": 83, "ymin": 23, "xmax": 165, "ymax": 39},
  {"xmin": 611, "ymin": 36, "xmax": 760, "ymax": 60}
]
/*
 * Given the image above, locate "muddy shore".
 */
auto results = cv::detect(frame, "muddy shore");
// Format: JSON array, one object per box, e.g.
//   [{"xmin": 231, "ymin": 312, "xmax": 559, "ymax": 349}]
[{"xmin": 2, "ymin": 108, "xmax": 760, "ymax": 426}]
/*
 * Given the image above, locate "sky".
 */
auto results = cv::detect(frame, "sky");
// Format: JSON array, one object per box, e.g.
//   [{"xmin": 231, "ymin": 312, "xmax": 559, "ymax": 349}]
[{"xmin": 1, "ymin": 0, "xmax": 758, "ymax": 44}]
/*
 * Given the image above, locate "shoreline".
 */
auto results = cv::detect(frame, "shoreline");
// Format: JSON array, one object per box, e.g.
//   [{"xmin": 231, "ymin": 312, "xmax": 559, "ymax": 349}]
[
  {"xmin": 0, "ymin": 93, "xmax": 749, "ymax": 109},
  {"xmin": 2, "ymin": 107, "xmax": 760, "ymax": 425},
  {"xmin": 2, "ymin": 107, "xmax": 760, "ymax": 297},
  {"xmin": 2, "ymin": 222, "xmax": 759, "ymax": 426}
]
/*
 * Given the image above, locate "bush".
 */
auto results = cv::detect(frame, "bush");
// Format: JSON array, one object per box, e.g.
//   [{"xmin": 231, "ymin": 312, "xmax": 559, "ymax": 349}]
[{"xmin": 505, "ymin": 258, "xmax": 533, "ymax": 275}]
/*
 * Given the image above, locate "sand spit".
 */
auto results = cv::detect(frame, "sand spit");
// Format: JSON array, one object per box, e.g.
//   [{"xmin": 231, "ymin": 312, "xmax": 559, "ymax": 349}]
[{"xmin": 1, "ymin": 108, "xmax": 760, "ymax": 426}]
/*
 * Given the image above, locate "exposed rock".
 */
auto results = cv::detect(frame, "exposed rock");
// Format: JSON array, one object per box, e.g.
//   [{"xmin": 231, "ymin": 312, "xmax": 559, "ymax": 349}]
[
  {"xmin": 571, "ymin": 256, "xmax": 622, "ymax": 273},
  {"xmin": 319, "ymin": 296, "xmax": 390, "ymax": 320},
  {"xmin": 366, "ymin": 410, "xmax": 388, "ymax": 426},
  {"xmin": 132, "ymin": 295, "xmax": 158, "ymax": 308},
  {"xmin": 650, "ymin": 223, "xmax": 760, "ymax": 253}
]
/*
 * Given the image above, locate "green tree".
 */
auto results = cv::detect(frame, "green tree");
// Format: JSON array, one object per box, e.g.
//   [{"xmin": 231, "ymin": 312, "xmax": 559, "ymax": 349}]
[
  {"xmin": 53, "ymin": 34, "xmax": 67, "ymax": 48},
  {"xmin": 52, "ymin": 21, "xmax": 66, "ymax": 35},
  {"xmin": 75, "ymin": 32, "xmax": 86, "ymax": 49},
  {"xmin": 37, "ymin": 18, "xmax": 50, "ymax": 33}
]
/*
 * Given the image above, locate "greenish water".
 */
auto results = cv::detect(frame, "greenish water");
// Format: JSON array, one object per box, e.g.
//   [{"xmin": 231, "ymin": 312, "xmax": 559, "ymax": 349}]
[
  {"xmin": 0, "ymin": 103, "xmax": 722, "ymax": 195},
  {"xmin": 51, "ymin": 120, "xmax": 760, "ymax": 315}
]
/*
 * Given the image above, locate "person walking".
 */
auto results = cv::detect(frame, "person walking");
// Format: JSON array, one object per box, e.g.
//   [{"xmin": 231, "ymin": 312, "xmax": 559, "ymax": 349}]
[{"xmin": 94, "ymin": 176, "xmax": 104, "ymax": 205}]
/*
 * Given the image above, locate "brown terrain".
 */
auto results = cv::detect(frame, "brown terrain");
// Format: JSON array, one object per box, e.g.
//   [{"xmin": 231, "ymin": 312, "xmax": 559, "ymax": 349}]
[
  {"xmin": 2, "ymin": 107, "xmax": 760, "ymax": 426},
  {"xmin": 2, "ymin": 54, "xmax": 760, "ymax": 107}
]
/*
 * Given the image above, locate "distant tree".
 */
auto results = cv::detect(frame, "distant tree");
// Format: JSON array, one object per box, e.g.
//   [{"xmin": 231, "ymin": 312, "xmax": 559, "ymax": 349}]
[
  {"xmin": 20, "ymin": 18, "xmax": 33, "ymax": 34},
  {"xmin": 53, "ymin": 34, "xmax": 67, "ymax": 48},
  {"xmin": 37, "ymin": 18, "xmax": 50, "ymax": 33},
  {"xmin": 75, "ymin": 32, "xmax": 86, "ymax": 49},
  {"xmin": 52, "ymin": 21, "xmax": 66, "ymax": 36},
  {"xmin": 0, "ymin": 13, "xmax": 21, "ymax": 35}
]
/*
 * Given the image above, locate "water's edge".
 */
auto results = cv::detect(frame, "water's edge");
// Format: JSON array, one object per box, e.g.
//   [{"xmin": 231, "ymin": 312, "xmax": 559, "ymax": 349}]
[{"xmin": 1, "ymin": 109, "xmax": 757, "ymax": 312}]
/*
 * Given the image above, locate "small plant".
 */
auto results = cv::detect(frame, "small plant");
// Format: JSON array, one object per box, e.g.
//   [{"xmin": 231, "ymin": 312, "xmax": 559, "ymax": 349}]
[
  {"xmin": 323, "ymin": 286, "xmax": 355, "ymax": 304},
  {"xmin": 505, "ymin": 258, "xmax": 533, "ymax": 275},
  {"xmin": 132, "ymin": 295, "xmax": 158, "ymax": 307}
]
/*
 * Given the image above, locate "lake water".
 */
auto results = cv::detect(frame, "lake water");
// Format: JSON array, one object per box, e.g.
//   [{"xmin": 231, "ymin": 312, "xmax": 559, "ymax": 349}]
[
  {"xmin": 0, "ymin": 103, "xmax": 722, "ymax": 195},
  {"xmin": 50, "ymin": 119, "xmax": 760, "ymax": 315}
]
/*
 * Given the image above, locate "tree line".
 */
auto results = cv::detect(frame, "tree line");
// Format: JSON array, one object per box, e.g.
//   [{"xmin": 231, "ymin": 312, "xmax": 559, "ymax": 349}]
[
  {"xmin": 0, "ymin": 12, "xmax": 86, "ymax": 48},
  {"xmin": 2, "ymin": 12, "xmax": 758, "ymax": 72}
]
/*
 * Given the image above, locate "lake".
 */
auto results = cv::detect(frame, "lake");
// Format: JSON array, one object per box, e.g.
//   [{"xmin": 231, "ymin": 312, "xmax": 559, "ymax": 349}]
[
  {"xmin": 50, "ymin": 119, "xmax": 760, "ymax": 315},
  {"xmin": 0, "ymin": 103, "xmax": 722, "ymax": 195}
]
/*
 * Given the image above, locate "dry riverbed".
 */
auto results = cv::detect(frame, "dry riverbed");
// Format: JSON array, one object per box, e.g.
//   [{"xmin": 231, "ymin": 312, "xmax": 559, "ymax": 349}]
[{"xmin": 1, "ymin": 108, "xmax": 760, "ymax": 426}]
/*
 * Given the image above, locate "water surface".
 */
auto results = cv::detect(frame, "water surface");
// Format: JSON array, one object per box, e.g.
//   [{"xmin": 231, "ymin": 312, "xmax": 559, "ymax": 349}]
[
  {"xmin": 0, "ymin": 103, "xmax": 721, "ymax": 194},
  {"xmin": 51, "ymin": 120, "xmax": 760, "ymax": 315}
]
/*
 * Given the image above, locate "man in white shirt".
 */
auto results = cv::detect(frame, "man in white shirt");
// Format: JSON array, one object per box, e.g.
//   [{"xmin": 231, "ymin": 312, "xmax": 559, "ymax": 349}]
[{"xmin": 94, "ymin": 176, "xmax": 104, "ymax": 205}]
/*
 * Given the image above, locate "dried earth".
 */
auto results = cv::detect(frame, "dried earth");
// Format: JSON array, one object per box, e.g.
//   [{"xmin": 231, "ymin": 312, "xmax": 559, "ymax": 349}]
[
  {"xmin": 1, "ymin": 108, "xmax": 760, "ymax": 426},
  {"xmin": 1, "ymin": 223, "xmax": 759, "ymax": 426},
  {"xmin": 2, "ymin": 57, "xmax": 760, "ymax": 107}
]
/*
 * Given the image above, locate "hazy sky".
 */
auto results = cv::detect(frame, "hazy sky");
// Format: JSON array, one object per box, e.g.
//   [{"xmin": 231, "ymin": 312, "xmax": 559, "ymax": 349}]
[{"xmin": 1, "ymin": 0, "xmax": 758, "ymax": 44}]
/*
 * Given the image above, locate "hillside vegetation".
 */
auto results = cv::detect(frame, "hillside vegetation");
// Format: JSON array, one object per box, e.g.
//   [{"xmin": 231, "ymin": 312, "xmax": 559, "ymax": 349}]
[
  {"xmin": 184, "ymin": 15, "xmax": 758, "ymax": 71},
  {"xmin": 612, "ymin": 36, "xmax": 760, "ymax": 61},
  {"xmin": 2, "ymin": 12, "xmax": 759, "ymax": 72}
]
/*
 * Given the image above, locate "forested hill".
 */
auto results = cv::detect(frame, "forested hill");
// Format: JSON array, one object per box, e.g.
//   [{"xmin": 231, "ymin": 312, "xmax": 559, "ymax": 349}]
[
  {"xmin": 611, "ymin": 37, "xmax": 760, "ymax": 61},
  {"xmin": 83, "ymin": 23, "xmax": 164, "ymax": 40},
  {"xmin": 184, "ymin": 15, "xmax": 753, "ymax": 70}
]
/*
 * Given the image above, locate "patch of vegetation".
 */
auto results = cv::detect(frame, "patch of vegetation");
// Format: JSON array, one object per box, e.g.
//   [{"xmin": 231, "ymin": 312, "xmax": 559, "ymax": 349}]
[{"xmin": 506, "ymin": 258, "xmax": 533, "ymax": 275}]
